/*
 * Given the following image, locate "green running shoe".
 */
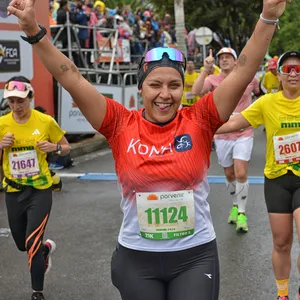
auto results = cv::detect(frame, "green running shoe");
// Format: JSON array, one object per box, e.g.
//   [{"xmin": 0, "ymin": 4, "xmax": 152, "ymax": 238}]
[
  {"xmin": 236, "ymin": 213, "xmax": 248, "ymax": 233},
  {"xmin": 228, "ymin": 206, "xmax": 238, "ymax": 224}
]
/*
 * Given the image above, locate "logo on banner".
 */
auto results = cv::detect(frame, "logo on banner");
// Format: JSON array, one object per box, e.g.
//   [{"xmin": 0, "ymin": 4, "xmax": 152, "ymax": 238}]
[
  {"xmin": 0, "ymin": 48, "xmax": 5, "ymax": 63},
  {"xmin": 0, "ymin": 40, "xmax": 21, "ymax": 72}
]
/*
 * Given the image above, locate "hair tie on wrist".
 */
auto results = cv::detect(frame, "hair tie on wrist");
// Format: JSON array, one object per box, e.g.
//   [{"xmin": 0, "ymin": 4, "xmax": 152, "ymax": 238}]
[{"xmin": 260, "ymin": 13, "xmax": 280, "ymax": 30}]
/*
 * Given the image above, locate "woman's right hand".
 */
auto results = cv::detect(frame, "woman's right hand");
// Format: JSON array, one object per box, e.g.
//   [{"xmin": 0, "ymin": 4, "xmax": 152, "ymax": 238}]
[
  {"xmin": 1, "ymin": 133, "xmax": 15, "ymax": 148},
  {"xmin": 7, "ymin": 0, "xmax": 40, "ymax": 36}
]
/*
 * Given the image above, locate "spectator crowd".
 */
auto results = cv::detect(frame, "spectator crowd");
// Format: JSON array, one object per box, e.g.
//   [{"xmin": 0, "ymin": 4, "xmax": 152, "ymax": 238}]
[{"xmin": 49, "ymin": 0, "xmax": 178, "ymax": 65}]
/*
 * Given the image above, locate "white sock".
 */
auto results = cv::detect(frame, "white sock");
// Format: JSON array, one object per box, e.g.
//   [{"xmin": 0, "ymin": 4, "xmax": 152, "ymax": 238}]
[
  {"xmin": 236, "ymin": 181, "xmax": 249, "ymax": 213},
  {"xmin": 226, "ymin": 180, "xmax": 238, "ymax": 206}
]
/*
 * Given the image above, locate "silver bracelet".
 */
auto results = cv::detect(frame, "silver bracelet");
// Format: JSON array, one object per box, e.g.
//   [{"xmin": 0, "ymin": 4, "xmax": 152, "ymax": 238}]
[{"xmin": 259, "ymin": 13, "xmax": 279, "ymax": 24}]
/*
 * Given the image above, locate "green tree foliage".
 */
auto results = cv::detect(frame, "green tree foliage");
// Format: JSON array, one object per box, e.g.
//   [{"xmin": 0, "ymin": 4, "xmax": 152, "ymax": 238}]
[{"xmin": 269, "ymin": 1, "xmax": 300, "ymax": 56}]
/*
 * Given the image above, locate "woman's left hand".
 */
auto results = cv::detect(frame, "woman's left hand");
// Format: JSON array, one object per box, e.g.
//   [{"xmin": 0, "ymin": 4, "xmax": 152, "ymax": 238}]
[
  {"xmin": 37, "ymin": 141, "xmax": 57, "ymax": 153},
  {"xmin": 262, "ymin": 0, "xmax": 292, "ymax": 20}
]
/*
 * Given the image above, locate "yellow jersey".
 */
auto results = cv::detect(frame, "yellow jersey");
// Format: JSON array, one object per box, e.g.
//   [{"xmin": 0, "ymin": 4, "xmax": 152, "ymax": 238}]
[
  {"xmin": 181, "ymin": 72, "xmax": 199, "ymax": 106},
  {"xmin": 260, "ymin": 71, "xmax": 280, "ymax": 94},
  {"xmin": 0, "ymin": 110, "xmax": 66, "ymax": 192},
  {"xmin": 242, "ymin": 92, "xmax": 300, "ymax": 179}
]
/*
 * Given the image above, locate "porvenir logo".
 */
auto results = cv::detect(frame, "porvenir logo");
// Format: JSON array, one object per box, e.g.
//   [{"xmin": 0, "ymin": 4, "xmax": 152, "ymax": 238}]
[{"xmin": 147, "ymin": 194, "xmax": 158, "ymax": 200}]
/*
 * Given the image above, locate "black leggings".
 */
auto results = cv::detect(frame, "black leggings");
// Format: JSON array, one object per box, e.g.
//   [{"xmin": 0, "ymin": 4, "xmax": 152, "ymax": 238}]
[
  {"xmin": 111, "ymin": 239, "xmax": 220, "ymax": 300},
  {"xmin": 5, "ymin": 188, "xmax": 52, "ymax": 291}
]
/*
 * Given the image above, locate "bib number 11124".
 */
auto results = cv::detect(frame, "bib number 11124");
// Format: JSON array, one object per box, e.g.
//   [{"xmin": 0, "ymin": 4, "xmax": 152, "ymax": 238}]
[{"xmin": 145, "ymin": 206, "xmax": 188, "ymax": 225}]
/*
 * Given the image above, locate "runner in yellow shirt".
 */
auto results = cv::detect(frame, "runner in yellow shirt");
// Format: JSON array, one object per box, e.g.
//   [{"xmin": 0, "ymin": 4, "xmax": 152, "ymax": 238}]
[
  {"xmin": 181, "ymin": 60, "xmax": 199, "ymax": 107},
  {"xmin": 260, "ymin": 58, "xmax": 280, "ymax": 94},
  {"xmin": 1, "ymin": 76, "xmax": 70, "ymax": 300},
  {"xmin": 215, "ymin": 51, "xmax": 300, "ymax": 300}
]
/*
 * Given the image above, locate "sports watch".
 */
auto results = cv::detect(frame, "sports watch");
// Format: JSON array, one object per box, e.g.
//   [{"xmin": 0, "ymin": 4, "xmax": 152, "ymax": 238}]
[
  {"xmin": 55, "ymin": 144, "xmax": 62, "ymax": 155},
  {"xmin": 20, "ymin": 24, "xmax": 47, "ymax": 44}
]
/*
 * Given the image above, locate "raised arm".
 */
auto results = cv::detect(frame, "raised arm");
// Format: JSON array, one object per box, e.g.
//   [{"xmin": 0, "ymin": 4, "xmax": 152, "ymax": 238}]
[
  {"xmin": 213, "ymin": 0, "xmax": 290, "ymax": 121},
  {"xmin": 7, "ymin": 0, "xmax": 106, "ymax": 130},
  {"xmin": 216, "ymin": 114, "xmax": 251, "ymax": 134},
  {"xmin": 192, "ymin": 49, "xmax": 214, "ymax": 96}
]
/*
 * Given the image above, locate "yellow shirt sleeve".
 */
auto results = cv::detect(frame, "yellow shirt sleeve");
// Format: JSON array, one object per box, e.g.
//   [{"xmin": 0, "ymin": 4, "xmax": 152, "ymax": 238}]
[
  {"xmin": 48, "ymin": 116, "xmax": 66, "ymax": 143},
  {"xmin": 241, "ymin": 97, "xmax": 264, "ymax": 128}
]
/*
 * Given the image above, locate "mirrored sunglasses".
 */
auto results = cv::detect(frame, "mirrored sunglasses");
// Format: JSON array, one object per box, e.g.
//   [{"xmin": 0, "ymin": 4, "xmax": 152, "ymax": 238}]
[
  {"xmin": 140, "ymin": 47, "xmax": 186, "ymax": 70},
  {"xmin": 279, "ymin": 65, "xmax": 300, "ymax": 75},
  {"xmin": 5, "ymin": 81, "xmax": 31, "ymax": 92}
]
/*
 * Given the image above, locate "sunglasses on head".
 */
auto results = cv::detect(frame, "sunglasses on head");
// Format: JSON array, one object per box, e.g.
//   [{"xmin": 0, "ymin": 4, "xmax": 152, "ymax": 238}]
[
  {"xmin": 139, "ymin": 48, "xmax": 186, "ymax": 70},
  {"xmin": 5, "ymin": 81, "xmax": 32, "ymax": 92},
  {"xmin": 279, "ymin": 65, "xmax": 300, "ymax": 75}
]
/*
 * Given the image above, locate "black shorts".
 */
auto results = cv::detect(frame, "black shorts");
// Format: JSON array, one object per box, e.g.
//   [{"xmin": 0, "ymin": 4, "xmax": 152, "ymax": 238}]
[
  {"xmin": 111, "ymin": 239, "xmax": 220, "ymax": 300},
  {"xmin": 264, "ymin": 171, "xmax": 300, "ymax": 213}
]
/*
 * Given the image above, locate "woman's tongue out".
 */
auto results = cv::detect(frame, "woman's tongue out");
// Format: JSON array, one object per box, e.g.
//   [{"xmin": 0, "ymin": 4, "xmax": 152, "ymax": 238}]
[{"xmin": 154, "ymin": 102, "xmax": 172, "ymax": 112}]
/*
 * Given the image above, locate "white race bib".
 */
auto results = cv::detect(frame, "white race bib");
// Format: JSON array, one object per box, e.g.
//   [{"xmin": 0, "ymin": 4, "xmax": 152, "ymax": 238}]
[
  {"xmin": 9, "ymin": 150, "xmax": 40, "ymax": 178},
  {"xmin": 136, "ymin": 190, "xmax": 195, "ymax": 240},
  {"xmin": 273, "ymin": 132, "xmax": 300, "ymax": 164}
]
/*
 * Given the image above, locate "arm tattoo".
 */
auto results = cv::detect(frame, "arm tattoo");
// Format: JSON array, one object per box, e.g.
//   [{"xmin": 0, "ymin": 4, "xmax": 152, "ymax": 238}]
[
  {"xmin": 71, "ymin": 65, "xmax": 77, "ymax": 73},
  {"xmin": 60, "ymin": 64, "xmax": 69, "ymax": 72},
  {"xmin": 238, "ymin": 54, "xmax": 247, "ymax": 67},
  {"xmin": 71, "ymin": 64, "xmax": 81, "ymax": 78}
]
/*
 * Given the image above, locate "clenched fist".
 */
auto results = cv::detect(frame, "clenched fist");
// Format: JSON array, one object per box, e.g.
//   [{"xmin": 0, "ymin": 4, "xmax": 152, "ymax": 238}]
[{"xmin": 0, "ymin": 133, "xmax": 15, "ymax": 148}]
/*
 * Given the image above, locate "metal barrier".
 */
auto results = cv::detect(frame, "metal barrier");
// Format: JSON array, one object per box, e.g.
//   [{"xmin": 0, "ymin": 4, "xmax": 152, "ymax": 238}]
[
  {"xmin": 57, "ymin": 71, "xmax": 140, "ymax": 134},
  {"xmin": 50, "ymin": 13, "xmax": 148, "ymax": 84},
  {"xmin": 51, "ymin": 14, "xmax": 149, "ymax": 134}
]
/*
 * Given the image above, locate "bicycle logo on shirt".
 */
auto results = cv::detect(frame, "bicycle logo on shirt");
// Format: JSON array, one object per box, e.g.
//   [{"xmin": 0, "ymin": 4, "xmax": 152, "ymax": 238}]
[{"xmin": 174, "ymin": 134, "xmax": 193, "ymax": 152}]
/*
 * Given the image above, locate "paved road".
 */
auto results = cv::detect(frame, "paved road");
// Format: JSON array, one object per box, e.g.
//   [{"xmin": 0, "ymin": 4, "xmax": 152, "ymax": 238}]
[{"xmin": 1, "ymin": 127, "xmax": 299, "ymax": 300}]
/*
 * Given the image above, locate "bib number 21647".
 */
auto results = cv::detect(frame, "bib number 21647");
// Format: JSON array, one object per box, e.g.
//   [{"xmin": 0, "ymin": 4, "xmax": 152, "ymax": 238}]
[{"xmin": 9, "ymin": 150, "xmax": 40, "ymax": 178}]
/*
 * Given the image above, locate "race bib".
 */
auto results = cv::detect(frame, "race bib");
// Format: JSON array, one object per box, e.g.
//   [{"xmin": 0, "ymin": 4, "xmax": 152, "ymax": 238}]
[
  {"xmin": 185, "ymin": 91, "xmax": 194, "ymax": 100},
  {"xmin": 273, "ymin": 132, "xmax": 300, "ymax": 164},
  {"xmin": 136, "ymin": 190, "xmax": 195, "ymax": 240},
  {"xmin": 9, "ymin": 150, "xmax": 40, "ymax": 178}
]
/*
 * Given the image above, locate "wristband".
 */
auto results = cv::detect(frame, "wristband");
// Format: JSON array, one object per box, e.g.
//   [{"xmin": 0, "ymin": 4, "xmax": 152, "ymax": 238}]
[
  {"xmin": 260, "ymin": 13, "xmax": 280, "ymax": 29},
  {"xmin": 20, "ymin": 24, "xmax": 47, "ymax": 45}
]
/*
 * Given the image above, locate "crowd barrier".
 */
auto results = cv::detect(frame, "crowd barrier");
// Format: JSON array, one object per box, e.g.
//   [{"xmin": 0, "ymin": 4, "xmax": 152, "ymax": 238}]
[{"xmin": 51, "ymin": 14, "xmax": 148, "ymax": 133}]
